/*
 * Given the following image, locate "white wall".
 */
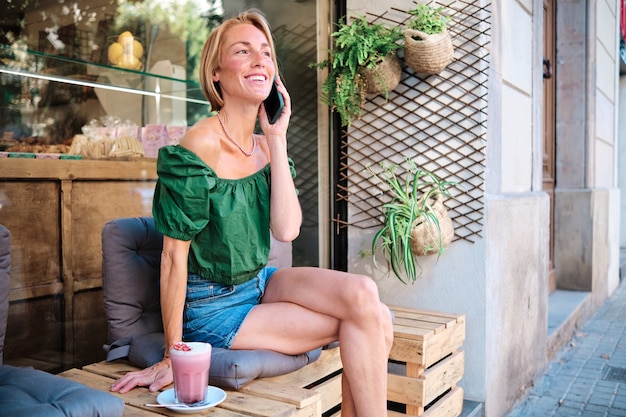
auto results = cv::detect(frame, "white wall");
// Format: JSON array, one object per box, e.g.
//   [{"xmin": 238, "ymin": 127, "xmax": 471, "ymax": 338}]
[
  {"xmin": 594, "ymin": 0, "xmax": 619, "ymax": 189},
  {"xmin": 499, "ymin": 1, "xmax": 533, "ymax": 193},
  {"xmin": 619, "ymin": 77, "xmax": 626, "ymax": 248}
]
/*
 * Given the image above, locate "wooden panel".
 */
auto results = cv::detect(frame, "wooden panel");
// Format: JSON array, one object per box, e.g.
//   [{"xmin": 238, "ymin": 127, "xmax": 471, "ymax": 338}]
[
  {"xmin": 60, "ymin": 368, "xmax": 244, "ymax": 417},
  {"xmin": 421, "ymin": 319, "xmax": 464, "ymax": 368},
  {"xmin": 241, "ymin": 380, "xmax": 320, "ymax": 409},
  {"xmin": 421, "ymin": 387, "xmax": 463, "ymax": 417},
  {"xmin": 389, "ymin": 306, "xmax": 465, "ymax": 368},
  {"xmin": 0, "ymin": 181, "xmax": 60, "ymax": 289},
  {"xmin": 4, "ymin": 295, "xmax": 65, "ymax": 372},
  {"xmin": 1, "ymin": 158, "xmax": 158, "ymax": 372},
  {"xmin": 290, "ymin": 402, "xmax": 319, "ymax": 417},
  {"xmin": 388, "ymin": 372, "xmax": 424, "ymax": 406},
  {"xmin": 73, "ymin": 289, "xmax": 108, "ymax": 366},
  {"xmin": 9, "ymin": 282, "xmax": 64, "ymax": 302},
  {"xmin": 70, "ymin": 180, "xmax": 155, "ymax": 280},
  {"xmin": 1, "ymin": 158, "xmax": 158, "ymax": 180},
  {"xmin": 83, "ymin": 360, "xmax": 144, "ymax": 380},
  {"xmin": 313, "ymin": 373, "xmax": 342, "ymax": 413},
  {"xmin": 543, "ymin": 0, "xmax": 557, "ymax": 293},
  {"xmin": 263, "ymin": 348, "xmax": 342, "ymax": 388},
  {"xmin": 422, "ymin": 351, "xmax": 464, "ymax": 405},
  {"xmin": 85, "ymin": 360, "xmax": 323, "ymax": 417},
  {"xmin": 219, "ymin": 390, "xmax": 297, "ymax": 417}
]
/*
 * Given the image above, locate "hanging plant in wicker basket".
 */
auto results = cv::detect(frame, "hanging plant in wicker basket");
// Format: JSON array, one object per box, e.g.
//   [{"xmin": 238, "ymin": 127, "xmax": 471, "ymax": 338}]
[
  {"xmin": 410, "ymin": 194, "xmax": 454, "ymax": 256},
  {"xmin": 404, "ymin": 4, "xmax": 454, "ymax": 75},
  {"xmin": 369, "ymin": 160, "xmax": 459, "ymax": 284},
  {"xmin": 311, "ymin": 16, "xmax": 403, "ymax": 126},
  {"xmin": 360, "ymin": 53, "xmax": 402, "ymax": 95}
]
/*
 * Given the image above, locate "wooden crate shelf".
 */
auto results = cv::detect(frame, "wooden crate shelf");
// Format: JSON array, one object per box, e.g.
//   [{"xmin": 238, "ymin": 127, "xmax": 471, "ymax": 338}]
[{"xmin": 387, "ymin": 305, "xmax": 466, "ymax": 417}]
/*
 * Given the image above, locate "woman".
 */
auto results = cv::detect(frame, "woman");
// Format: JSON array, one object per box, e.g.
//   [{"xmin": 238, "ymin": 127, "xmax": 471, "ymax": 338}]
[{"xmin": 110, "ymin": 9, "xmax": 393, "ymax": 417}]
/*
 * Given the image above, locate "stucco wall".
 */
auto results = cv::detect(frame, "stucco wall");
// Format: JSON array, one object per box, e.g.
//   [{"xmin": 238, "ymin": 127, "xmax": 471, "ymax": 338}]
[
  {"xmin": 619, "ymin": 77, "xmax": 626, "ymax": 248},
  {"xmin": 483, "ymin": 3, "xmax": 552, "ymax": 415},
  {"xmin": 594, "ymin": 0, "xmax": 619, "ymax": 189},
  {"xmin": 484, "ymin": 193, "xmax": 549, "ymax": 417},
  {"xmin": 499, "ymin": 1, "xmax": 533, "ymax": 193}
]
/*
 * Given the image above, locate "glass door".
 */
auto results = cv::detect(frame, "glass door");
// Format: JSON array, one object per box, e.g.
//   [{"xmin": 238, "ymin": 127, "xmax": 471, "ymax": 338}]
[{"xmin": 225, "ymin": 1, "xmax": 322, "ymax": 267}]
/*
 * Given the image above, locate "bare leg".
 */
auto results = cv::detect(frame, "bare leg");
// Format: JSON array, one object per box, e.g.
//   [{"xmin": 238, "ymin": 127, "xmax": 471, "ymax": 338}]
[
  {"xmin": 337, "ymin": 292, "xmax": 392, "ymax": 416},
  {"xmin": 232, "ymin": 267, "xmax": 394, "ymax": 417}
]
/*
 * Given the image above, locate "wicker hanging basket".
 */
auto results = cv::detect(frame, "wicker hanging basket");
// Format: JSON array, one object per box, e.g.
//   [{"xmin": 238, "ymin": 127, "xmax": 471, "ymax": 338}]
[
  {"xmin": 404, "ymin": 27, "xmax": 454, "ymax": 75},
  {"xmin": 410, "ymin": 195, "xmax": 454, "ymax": 256},
  {"xmin": 359, "ymin": 53, "xmax": 402, "ymax": 95}
]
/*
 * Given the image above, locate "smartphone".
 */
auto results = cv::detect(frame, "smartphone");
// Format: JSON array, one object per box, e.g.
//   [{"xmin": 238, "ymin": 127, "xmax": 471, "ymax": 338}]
[{"xmin": 264, "ymin": 78, "xmax": 284, "ymax": 124}]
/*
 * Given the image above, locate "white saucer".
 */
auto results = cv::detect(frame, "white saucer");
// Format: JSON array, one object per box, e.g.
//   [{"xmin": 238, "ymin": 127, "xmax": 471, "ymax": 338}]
[{"xmin": 156, "ymin": 386, "xmax": 227, "ymax": 414}]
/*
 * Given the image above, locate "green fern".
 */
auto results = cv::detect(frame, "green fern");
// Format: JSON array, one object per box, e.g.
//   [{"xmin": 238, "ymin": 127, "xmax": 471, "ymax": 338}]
[{"xmin": 311, "ymin": 16, "xmax": 402, "ymax": 126}]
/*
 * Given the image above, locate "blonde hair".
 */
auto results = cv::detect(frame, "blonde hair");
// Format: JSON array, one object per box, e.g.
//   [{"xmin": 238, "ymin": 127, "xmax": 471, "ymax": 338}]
[{"xmin": 199, "ymin": 9, "xmax": 278, "ymax": 111}]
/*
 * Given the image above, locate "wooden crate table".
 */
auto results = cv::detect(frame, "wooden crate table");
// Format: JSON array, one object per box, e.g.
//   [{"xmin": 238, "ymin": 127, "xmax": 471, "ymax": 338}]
[{"xmin": 59, "ymin": 306, "xmax": 464, "ymax": 417}]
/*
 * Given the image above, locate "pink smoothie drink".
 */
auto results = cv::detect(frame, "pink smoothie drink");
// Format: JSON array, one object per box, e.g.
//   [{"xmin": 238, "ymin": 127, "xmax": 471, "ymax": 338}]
[{"xmin": 170, "ymin": 342, "xmax": 212, "ymax": 404}]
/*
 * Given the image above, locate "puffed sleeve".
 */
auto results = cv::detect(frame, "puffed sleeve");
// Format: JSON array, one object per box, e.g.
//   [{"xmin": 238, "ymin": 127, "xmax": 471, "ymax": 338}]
[
  {"xmin": 287, "ymin": 157, "xmax": 299, "ymax": 195},
  {"xmin": 288, "ymin": 157, "xmax": 297, "ymax": 179},
  {"xmin": 152, "ymin": 146, "xmax": 216, "ymax": 241}
]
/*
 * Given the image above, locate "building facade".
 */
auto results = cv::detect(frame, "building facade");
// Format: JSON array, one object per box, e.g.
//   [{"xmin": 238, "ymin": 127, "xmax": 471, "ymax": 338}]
[
  {"xmin": 343, "ymin": 0, "xmax": 621, "ymax": 416},
  {"xmin": 0, "ymin": 1, "xmax": 621, "ymax": 416}
]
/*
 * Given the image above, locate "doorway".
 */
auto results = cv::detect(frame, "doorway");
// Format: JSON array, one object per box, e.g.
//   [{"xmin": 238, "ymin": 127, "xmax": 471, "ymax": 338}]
[{"xmin": 543, "ymin": 0, "xmax": 557, "ymax": 293}]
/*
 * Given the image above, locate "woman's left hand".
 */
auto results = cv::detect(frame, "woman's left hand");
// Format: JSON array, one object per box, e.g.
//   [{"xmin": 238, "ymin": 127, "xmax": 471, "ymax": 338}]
[{"xmin": 259, "ymin": 76, "xmax": 291, "ymax": 137}]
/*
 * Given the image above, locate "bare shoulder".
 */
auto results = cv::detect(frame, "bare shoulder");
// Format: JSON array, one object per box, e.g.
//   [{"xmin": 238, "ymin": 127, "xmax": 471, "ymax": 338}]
[{"xmin": 180, "ymin": 117, "xmax": 220, "ymax": 167}]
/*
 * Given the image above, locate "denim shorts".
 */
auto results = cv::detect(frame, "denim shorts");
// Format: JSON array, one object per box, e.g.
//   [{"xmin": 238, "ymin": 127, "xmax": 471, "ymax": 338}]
[{"xmin": 182, "ymin": 266, "xmax": 278, "ymax": 348}]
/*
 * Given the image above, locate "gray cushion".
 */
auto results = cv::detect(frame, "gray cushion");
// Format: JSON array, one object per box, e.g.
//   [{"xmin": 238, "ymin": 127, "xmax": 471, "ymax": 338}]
[
  {"xmin": 102, "ymin": 217, "xmax": 320, "ymax": 389},
  {"xmin": 0, "ymin": 365, "xmax": 124, "ymax": 417},
  {"xmin": 0, "ymin": 225, "xmax": 10, "ymax": 365},
  {"xmin": 102, "ymin": 217, "xmax": 162, "ymax": 342},
  {"xmin": 210, "ymin": 347, "xmax": 321, "ymax": 389},
  {"xmin": 104, "ymin": 332, "xmax": 321, "ymax": 389}
]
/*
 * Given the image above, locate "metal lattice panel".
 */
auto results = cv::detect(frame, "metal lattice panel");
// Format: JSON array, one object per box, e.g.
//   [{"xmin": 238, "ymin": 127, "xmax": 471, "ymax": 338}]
[
  {"xmin": 274, "ymin": 22, "xmax": 319, "ymax": 230},
  {"xmin": 337, "ymin": 1, "xmax": 490, "ymax": 244}
]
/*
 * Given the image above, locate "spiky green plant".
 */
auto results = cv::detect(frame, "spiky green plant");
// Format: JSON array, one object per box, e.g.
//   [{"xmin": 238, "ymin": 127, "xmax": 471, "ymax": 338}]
[
  {"xmin": 311, "ymin": 16, "xmax": 402, "ymax": 126},
  {"xmin": 369, "ymin": 160, "xmax": 458, "ymax": 284}
]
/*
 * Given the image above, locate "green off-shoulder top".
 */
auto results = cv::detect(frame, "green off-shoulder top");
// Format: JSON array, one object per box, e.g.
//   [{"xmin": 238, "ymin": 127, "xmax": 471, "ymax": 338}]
[{"xmin": 152, "ymin": 145, "xmax": 295, "ymax": 285}]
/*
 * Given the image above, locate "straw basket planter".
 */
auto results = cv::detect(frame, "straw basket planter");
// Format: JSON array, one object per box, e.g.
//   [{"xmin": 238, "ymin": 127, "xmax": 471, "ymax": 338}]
[
  {"xmin": 311, "ymin": 16, "xmax": 403, "ymax": 126},
  {"xmin": 360, "ymin": 53, "xmax": 402, "ymax": 95},
  {"xmin": 404, "ymin": 27, "xmax": 454, "ymax": 75},
  {"xmin": 370, "ymin": 161, "xmax": 458, "ymax": 283},
  {"xmin": 410, "ymin": 195, "xmax": 454, "ymax": 256}
]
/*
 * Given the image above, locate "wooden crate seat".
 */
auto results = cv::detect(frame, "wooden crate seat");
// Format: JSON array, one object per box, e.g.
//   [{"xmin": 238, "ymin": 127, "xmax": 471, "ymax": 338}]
[{"xmin": 60, "ymin": 306, "xmax": 465, "ymax": 417}]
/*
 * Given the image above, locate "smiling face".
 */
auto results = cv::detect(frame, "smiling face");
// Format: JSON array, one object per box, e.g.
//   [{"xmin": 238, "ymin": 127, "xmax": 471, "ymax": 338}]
[
  {"xmin": 199, "ymin": 10, "xmax": 278, "ymax": 111},
  {"xmin": 212, "ymin": 23, "xmax": 275, "ymax": 105}
]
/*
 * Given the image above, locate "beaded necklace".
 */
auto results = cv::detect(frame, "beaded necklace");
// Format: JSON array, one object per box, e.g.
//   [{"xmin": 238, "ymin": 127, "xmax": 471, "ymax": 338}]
[{"xmin": 216, "ymin": 112, "xmax": 257, "ymax": 157}]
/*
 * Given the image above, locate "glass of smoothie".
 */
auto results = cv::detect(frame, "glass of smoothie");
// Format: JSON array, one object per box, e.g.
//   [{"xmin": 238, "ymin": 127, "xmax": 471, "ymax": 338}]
[{"xmin": 169, "ymin": 341, "xmax": 212, "ymax": 404}]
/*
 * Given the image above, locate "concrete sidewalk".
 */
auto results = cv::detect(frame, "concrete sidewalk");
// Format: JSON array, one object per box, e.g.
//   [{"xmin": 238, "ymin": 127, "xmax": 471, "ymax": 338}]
[{"xmin": 505, "ymin": 281, "xmax": 626, "ymax": 417}]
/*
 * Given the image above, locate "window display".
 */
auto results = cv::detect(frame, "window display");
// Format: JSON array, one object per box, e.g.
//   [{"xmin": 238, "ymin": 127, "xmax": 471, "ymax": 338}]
[
  {"xmin": 0, "ymin": 0, "xmax": 215, "ymax": 153},
  {"xmin": 0, "ymin": 0, "xmax": 321, "ymax": 373}
]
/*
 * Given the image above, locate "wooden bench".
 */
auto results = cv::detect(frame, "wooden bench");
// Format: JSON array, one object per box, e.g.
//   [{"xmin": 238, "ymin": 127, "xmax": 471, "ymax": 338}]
[{"xmin": 60, "ymin": 306, "xmax": 465, "ymax": 417}]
